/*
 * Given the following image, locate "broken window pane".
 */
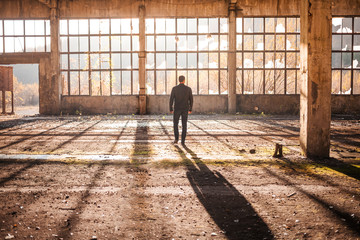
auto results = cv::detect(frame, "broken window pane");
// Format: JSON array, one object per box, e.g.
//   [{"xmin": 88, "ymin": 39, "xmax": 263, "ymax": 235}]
[
  {"xmin": 354, "ymin": 52, "xmax": 360, "ymax": 68},
  {"xmin": 286, "ymin": 70, "xmax": 296, "ymax": 94},
  {"xmin": 146, "ymin": 71, "xmax": 155, "ymax": 94},
  {"xmin": 354, "ymin": 35, "xmax": 360, "ymax": 50},
  {"xmin": 156, "ymin": 71, "xmax": 166, "ymax": 95},
  {"xmin": 199, "ymin": 70, "xmax": 208, "ymax": 94},
  {"xmin": 265, "ymin": 70, "xmax": 274, "ymax": 94},
  {"xmin": 198, "ymin": 35, "xmax": 208, "ymax": 51},
  {"xmin": 146, "ymin": 53, "xmax": 154, "ymax": 69},
  {"xmin": 275, "ymin": 70, "xmax": 285, "ymax": 94},
  {"xmin": 254, "ymin": 35, "xmax": 263, "ymax": 50},
  {"xmin": 244, "ymin": 18, "xmax": 253, "ymax": 33},
  {"xmin": 286, "ymin": 35, "xmax": 296, "ymax": 50},
  {"xmin": 243, "ymin": 70, "xmax": 253, "ymax": 94},
  {"xmin": 275, "ymin": 53, "xmax": 285, "ymax": 68},
  {"xmin": 156, "ymin": 53, "xmax": 166, "ymax": 69},
  {"xmin": 177, "ymin": 36, "xmax": 187, "ymax": 51},
  {"xmin": 276, "ymin": 18, "xmax": 285, "ymax": 33},
  {"xmin": 342, "ymin": 35, "xmax": 352, "ymax": 51},
  {"xmin": 265, "ymin": 53, "xmax": 274, "ymax": 68},
  {"xmin": 236, "ymin": 35, "xmax": 242, "ymax": 50},
  {"xmin": 244, "ymin": 53, "xmax": 253, "ymax": 68},
  {"xmin": 254, "ymin": 70, "xmax": 263, "ymax": 94}
]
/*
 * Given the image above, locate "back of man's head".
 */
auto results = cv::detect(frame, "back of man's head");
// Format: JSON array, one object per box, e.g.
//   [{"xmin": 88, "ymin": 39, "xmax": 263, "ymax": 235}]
[{"xmin": 179, "ymin": 75, "xmax": 185, "ymax": 83}]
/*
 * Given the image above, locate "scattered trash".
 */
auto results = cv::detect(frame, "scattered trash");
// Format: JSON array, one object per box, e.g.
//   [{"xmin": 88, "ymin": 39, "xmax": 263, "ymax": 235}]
[
  {"xmin": 239, "ymin": 149, "xmax": 246, "ymax": 153},
  {"xmin": 90, "ymin": 236, "xmax": 97, "ymax": 240},
  {"xmin": 329, "ymin": 206, "xmax": 334, "ymax": 209},
  {"xmin": 234, "ymin": 219, "xmax": 239, "ymax": 223},
  {"xmin": 295, "ymin": 220, "xmax": 300, "ymax": 223},
  {"xmin": 287, "ymin": 192, "xmax": 297, "ymax": 198},
  {"xmin": 5, "ymin": 234, "xmax": 15, "ymax": 239},
  {"xmin": 250, "ymin": 149, "xmax": 256, "ymax": 154},
  {"xmin": 35, "ymin": 226, "xmax": 40, "ymax": 230},
  {"xmin": 211, "ymin": 232, "xmax": 217, "ymax": 236}
]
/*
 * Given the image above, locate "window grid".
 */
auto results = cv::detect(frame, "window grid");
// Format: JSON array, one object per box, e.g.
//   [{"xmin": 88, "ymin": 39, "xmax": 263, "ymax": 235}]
[
  {"xmin": 60, "ymin": 18, "xmax": 139, "ymax": 96},
  {"xmin": 0, "ymin": 19, "xmax": 50, "ymax": 53},
  {"xmin": 236, "ymin": 17, "xmax": 300, "ymax": 95},
  {"xmin": 145, "ymin": 18, "xmax": 228, "ymax": 95},
  {"xmin": 332, "ymin": 17, "xmax": 360, "ymax": 95}
]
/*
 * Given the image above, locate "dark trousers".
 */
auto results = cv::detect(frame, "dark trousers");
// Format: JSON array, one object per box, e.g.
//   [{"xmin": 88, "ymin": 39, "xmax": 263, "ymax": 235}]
[{"xmin": 173, "ymin": 110, "xmax": 188, "ymax": 143}]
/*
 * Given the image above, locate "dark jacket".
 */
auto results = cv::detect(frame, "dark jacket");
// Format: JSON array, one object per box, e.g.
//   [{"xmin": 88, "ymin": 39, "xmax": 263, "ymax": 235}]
[{"xmin": 169, "ymin": 83, "xmax": 193, "ymax": 112}]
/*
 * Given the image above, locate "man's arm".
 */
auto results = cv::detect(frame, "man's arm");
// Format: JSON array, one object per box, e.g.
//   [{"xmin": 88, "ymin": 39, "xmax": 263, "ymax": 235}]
[
  {"xmin": 169, "ymin": 88, "xmax": 175, "ymax": 113},
  {"xmin": 188, "ymin": 87, "xmax": 193, "ymax": 113}
]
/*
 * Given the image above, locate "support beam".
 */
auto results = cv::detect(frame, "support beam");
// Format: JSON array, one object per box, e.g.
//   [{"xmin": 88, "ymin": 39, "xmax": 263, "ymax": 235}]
[
  {"xmin": 300, "ymin": 0, "xmax": 332, "ymax": 158},
  {"xmin": 138, "ymin": 5, "xmax": 147, "ymax": 115},
  {"xmin": 227, "ymin": 1, "xmax": 237, "ymax": 114}
]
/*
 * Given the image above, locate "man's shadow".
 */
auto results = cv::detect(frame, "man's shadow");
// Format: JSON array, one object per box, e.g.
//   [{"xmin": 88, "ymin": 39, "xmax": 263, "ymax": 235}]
[{"xmin": 175, "ymin": 145, "xmax": 273, "ymax": 240}]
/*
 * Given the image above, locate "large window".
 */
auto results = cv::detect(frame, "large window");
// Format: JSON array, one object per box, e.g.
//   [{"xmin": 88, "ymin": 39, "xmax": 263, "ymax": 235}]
[
  {"xmin": 0, "ymin": 19, "xmax": 50, "ymax": 53},
  {"xmin": 236, "ymin": 17, "xmax": 300, "ymax": 94},
  {"xmin": 332, "ymin": 17, "xmax": 360, "ymax": 94},
  {"xmin": 145, "ymin": 18, "xmax": 228, "ymax": 95},
  {"xmin": 60, "ymin": 19, "xmax": 139, "ymax": 96}
]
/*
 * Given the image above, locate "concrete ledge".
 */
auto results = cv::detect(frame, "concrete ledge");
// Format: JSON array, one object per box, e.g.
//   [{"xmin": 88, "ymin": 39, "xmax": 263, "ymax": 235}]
[
  {"xmin": 331, "ymin": 95, "xmax": 360, "ymax": 115},
  {"xmin": 61, "ymin": 95, "xmax": 139, "ymax": 114}
]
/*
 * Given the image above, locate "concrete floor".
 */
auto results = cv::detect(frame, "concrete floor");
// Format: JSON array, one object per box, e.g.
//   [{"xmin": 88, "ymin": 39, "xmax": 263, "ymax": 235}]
[{"xmin": 0, "ymin": 114, "xmax": 359, "ymax": 239}]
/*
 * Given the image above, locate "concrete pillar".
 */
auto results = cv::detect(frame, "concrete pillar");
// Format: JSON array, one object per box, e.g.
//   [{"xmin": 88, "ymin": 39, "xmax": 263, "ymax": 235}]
[
  {"xmin": 299, "ymin": 0, "xmax": 332, "ymax": 158},
  {"xmin": 138, "ymin": 5, "xmax": 147, "ymax": 115},
  {"xmin": 48, "ymin": 0, "xmax": 60, "ymax": 114},
  {"xmin": 227, "ymin": 1, "xmax": 237, "ymax": 114}
]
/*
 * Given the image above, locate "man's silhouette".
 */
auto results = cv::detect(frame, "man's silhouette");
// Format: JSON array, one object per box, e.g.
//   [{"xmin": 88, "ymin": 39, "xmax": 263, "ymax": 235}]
[{"xmin": 169, "ymin": 75, "xmax": 193, "ymax": 145}]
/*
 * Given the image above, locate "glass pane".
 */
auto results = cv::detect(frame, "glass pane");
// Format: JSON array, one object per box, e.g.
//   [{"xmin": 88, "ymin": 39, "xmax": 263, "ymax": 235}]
[
  {"xmin": 177, "ymin": 19, "xmax": 187, "ymax": 33},
  {"xmin": 80, "ymin": 72, "xmax": 89, "ymax": 95},
  {"xmin": 265, "ymin": 18, "xmax": 275, "ymax": 32},
  {"xmin": 220, "ymin": 52, "xmax": 227, "ymax": 68},
  {"xmin": 178, "ymin": 53, "xmax": 186, "ymax": 69},
  {"xmin": 133, "ymin": 71, "xmax": 139, "ymax": 94},
  {"xmin": 209, "ymin": 35, "xmax": 218, "ymax": 50},
  {"xmin": 188, "ymin": 35, "xmax": 197, "ymax": 51},
  {"xmin": 342, "ymin": 70, "xmax": 351, "ymax": 94},
  {"xmin": 254, "ymin": 18, "xmax": 263, "ymax": 33},
  {"xmin": 254, "ymin": 52, "xmax": 263, "ymax": 68},
  {"xmin": 45, "ymin": 20, "xmax": 50, "ymax": 35},
  {"xmin": 78, "ymin": 20, "xmax": 88, "ymax": 34},
  {"xmin": 265, "ymin": 70, "xmax": 274, "ymax": 94},
  {"xmin": 79, "ymin": 54, "xmax": 89, "ymax": 70},
  {"xmin": 133, "ymin": 36, "xmax": 139, "ymax": 51},
  {"xmin": 60, "ymin": 36, "xmax": 68, "ymax": 52},
  {"xmin": 70, "ymin": 71, "xmax": 79, "ymax": 95},
  {"xmin": 166, "ymin": 36, "xmax": 176, "ymax": 51},
  {"xmin": 244, "ymin": 53, "xmax": 253, "ymax": 68},
  {"xmin": 69, "ymin": 37, "xmax": 79, "ymax": 52},
  {"xmin": 209, "ymin": 18, "xmax": 218, "ymax": 33},
  {"xmin": 111, "ymin": 19, "xmax": 121, "ymax": 34},
  {"xmin": 69, "ymin": 54, "xmax": 79, "ymax": 69},
  {"xmin": 156, "ymin": 71, "xmax": 166, "ymax": 95},
  {"xmin": 355, "ymin": 17, "xmax": 360, "ymax": 33},
  {"xmin": 91, "ymin": 71, "xmax": 101, "ymax": 96},
  {"xmin": 199, "ymin": 70, "xmax": 208, "ymax": 94},
  {"xmin": 69, "ymin": 20, "xmax": 79, "ymax": 35},
  {"xmin": 112, "ymin": 53, "xmax": 120, "ymax": 69},
  {"xmin": 354, "ymin": 35, "xmax": 360, "ymax": 50},
  {"xmin": 188, "ymin": 18, "xmax": 197, "ymax": 33},
  {"xmin": 99, "ymin": 19, "xmax": 109, "ymax": 34},
  {"xmin": 90, "ymin": 19, "xmax": 100, "ymax": 34},
  {"xmin": 101, "ymin": 71, "xmax": 111, "ymax": 96},
  {"xmin": 296, "ymin": 70, "xmax": 301, "ymax": 94},
  {"xmin": 122, "ymin": 71, "xmax": 131, "ymax": 95},
  {"xmin": 331, "ymin": 70, "xmax": 341, "ymax": 94},
  {"xmin": 236, "ymin": 52, "xmax": 242, "ymax": 68},
  {"xmin": 177, "ymin": 36, "xmax": 187, "ymax": 51},
  {"xmin": 244, "ymin": 18, "xmax": 253, "ymax": 33},
  {"xmin": 276, "ymin": 18, "xmax": 285, "ymax": 33},
  {"xmin": 25, "ymin": 20, "xmax": 35, "ymax": 35},
  {"xmin": 342, "ymin": 18, "xmax": 353, "ymax": 33},
  {"xmin": 60, "ymin": 20, "xmax": 67, "ymax": 35},
  {"xmin": 332, "ymin": 52, "xmax": 341, "ymax": 68},
  {"xmin": 166, "ymin": 71, "xmax": 177, "ymax": 94},
  {"xmin": 100, "ymin": 36, "xmax": 109, "ymax": 51},
  {"xmin": 342, "ymin": 35, "xmax": 352, "ymax": 51},
  {"xmin": 0, "ymin": 37, "xmax": 2, "ymax": 53},
  {"xmin": 188, "ymin": 71, "xmax": 197, "ymax": 95},
  {"xmin": 146, "ymin": 53, "xmax": 154, "ymax": 69},
  {"xmin": 276, "ymin": 35, "xmax": 285, "ymax": 50},
  {"xmin": 209, "ymin": 52, "xmax": 218, "ymax": 68},
  {"xmin": 275, "ymin": 70, "xmax": 285, "ymax": 94},
  {"xmin": 4, "ymin": 21, "xmax": 14, "ymax": 35},
  {"xmin": 90, "ymin": 53, "xmax": 99, "ymax": 69},
  {"xmin": 111, "ymin": 71, "xmax": 121, "ymax": 95},
  {"xmin": 120, "ymin": 19, "xmax": 131, "ymax": 34},
  {"xmin": 166, "ymin": 19, "xmax": 175, "ymax": 34},
  {"xmin": 236, "ymin": 18, "xmax": 242, "ymax": 33},
  {"xmin": 220, "ymin": 70, "xmax": 227, "ymax": 94},
  {"xmin": 236, "ymin": 70, "xmax": 242, "ymax": 94},
  {"xmin": 332, "ymin": 35, "xmax": 341, "ymax": 51},
  {"xmin": 146, "ymin": 19, "xmax": 154, "ymax": 34},
  {"xmin": 220, "ymin": 18, "xmax": 228, "ymax": 33},
  {"xmin": 287, "ymin": 18, "xmax": 297, "ymax": 32},
  {"xmin": 354, "ymin": 70, "xmax": 360, "ymax": 94},
  {"xmin": 236, "ymin": 34, "xmax": 242, "ymax": 50},
  {"xmin": 275, "ymin": 53, "xmax": 285, "ymax": 68},
  {"xmin": 198, "ymin": 35, "xmax": 208, "ymax": 50},
  {"xmin": 25, "ymin": 37, "xmax": 35, "ymax": 52},
  {"xmin": 209, "ymin": 70, "xmax": 219, "ymax": 94},
  {"xmin": 133, "ymin": 53, "xmax": 139, "ymax": 69},
  {"xmin": 120, "ymin": 36, "xmax": 130, "ymax": 51},
  {"xmin": 156, "ymin": 19, "xmax": 166, "ymax": 34},
  {"xmin": 14, "ymin": 20, "xmax": 24, "ymax": 35},
  {"xmin": 199, "ymin": 53, "xmax": 209, "ymax": 68},
  {"xmin": 156, "ymin": 53, "xmax": 166, "ymax": 69},
  {"xmin": 146, "ymin": 71, "xmax": 155, "ymax": 94},
  {"xmin": 61, "ymin": 54, "xmax": 68, "ymax": 69},
  {"xmin": 0, "ymin": 20, "xmax": 2, "ymax": 35},
  {"xmin": 14, "ymin": 37, "xmax": 24, "ymax": 52},
  {"xmin": 199, "ymin": 18, "xmax": 209, "ymax": 33},
  {"xmin": 254, "ymin": 70, "xmax": 263, "ymax": 94},
  {"xmin": 146, "ymin": 36, "xmax": 154, "ymax": 51},
  {"xmin": 286, "ymin": 52, "xmax": 296, "ymax": 68},
  {"xmin": 265, "ymin": 35, "xmax": 274, "ymax": 50},
  {"xmin": 100, "ymin": 53, "xmax": 110, "ymax": 69},
  {"xmin": 243, "ymin": 70, "xmax": 253, "ymax": 94},
  {"xmin": 61, "ymin": 72, "xmax": 68, "ymax": 95},
  {"xmin": 286, "ymin": 70, "xmax": 296, "ymax": 94},
  {"xmin": 342, "ymin": 52, "xmax": 351, "ymax": 68},
  {"xmin": 35, "ymin": 37, "xmax": 45, "ymax": 52},
  {"xmin": 90, "ymin": 36, "xmax": 99, "ymax": 52},
  {"xmin": 254, "ymin": 35, "xmax": 263, "ymax": 50},
  {"xmin": 244, "ymin": 35, "xmax": 253, "ymax": 50},
  {"xmin": 121, "ymin": 53, "xmax": 131, "ymax": 69},
  {"xmin": 188, "ymin": 53, "xmax": 197, "ymax": 68},
  {"xmin": 79, "ymin": 37, "xmax": 88, "ymax": 52},
  {"xmin": 286, "ymin": 35, "xmax": 296, "ymax": 50},
  {"xmin": 220, "ymin": 35, "xmax": 228, "ymax": 50},
  {"xmin": 166, "ymin": 53, "xmax": 176, "ymax": 69},
  {"xmin": 156, "ymin": 36, "xmax": 165, "ymax": 51},
  {"xmin": 354, "ymin": 52, "xmax": 360, "ymax": 68}
]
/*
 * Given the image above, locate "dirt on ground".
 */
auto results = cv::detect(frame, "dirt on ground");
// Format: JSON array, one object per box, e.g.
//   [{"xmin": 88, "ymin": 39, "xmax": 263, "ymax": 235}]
[{"xmin": 0, "ymin": 113, "xmax": 359, "ymax": 240}]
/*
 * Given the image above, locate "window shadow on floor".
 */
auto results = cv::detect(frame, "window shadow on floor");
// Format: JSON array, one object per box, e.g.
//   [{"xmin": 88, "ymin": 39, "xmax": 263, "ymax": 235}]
[{"xmin": 175, "ymin": 145, "xmax": 273, "ymax": 240}]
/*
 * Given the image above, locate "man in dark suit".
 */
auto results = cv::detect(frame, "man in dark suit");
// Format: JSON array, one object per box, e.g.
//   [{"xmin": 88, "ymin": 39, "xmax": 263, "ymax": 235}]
[{"xmin": 169, "ymin": 75, "xmax": 193, "ymax": 145}]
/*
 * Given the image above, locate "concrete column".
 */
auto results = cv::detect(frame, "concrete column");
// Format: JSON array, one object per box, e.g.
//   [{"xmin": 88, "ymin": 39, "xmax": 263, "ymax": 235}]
[
  {"xmin": 227, "ymin": 1, "xmax": 237, "ymax": 114},
  {"xmin": 300, "ymin": 0, "xmax": 332, "ymax": 158},
  {"xmin": 138, "ymin": 5, "xmax": 147, "ymax": 115},
  {"xmin": 48, "ymin": 0, "xmax": 60, "ymax": 114}
]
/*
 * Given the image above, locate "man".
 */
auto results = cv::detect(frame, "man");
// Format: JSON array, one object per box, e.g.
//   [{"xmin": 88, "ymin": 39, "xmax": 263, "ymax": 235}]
[{"xmin": 169, "ymin": 75, "xmax": 193, "ymax": 145}]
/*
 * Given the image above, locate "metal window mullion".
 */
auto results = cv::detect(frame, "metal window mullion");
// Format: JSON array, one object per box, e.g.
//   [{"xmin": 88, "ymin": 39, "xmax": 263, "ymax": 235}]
[
  {"xmin": 263, "ymin": 18, "xmax": 266, "ymax": 94},
  {"xmin": 218, "ymin": 20, "xmax": 220, "ymax": 95},
  {"xmin": 23, "ymin": 20, "xmax": 26, "ymax": 52},
  {"xmin": 284, "ymin": 17, "xmax": 287, "ymax": 95},
  {"xmin": 340, "ymin": 25, "xmax": 343, "ymax": 94},
  {"xmin": 67, "ymin": 20, "xmax": 71, "ymax": 95},
  {"xmin": 295, "ymin": 18, "xmax": 298, "ymax": 94},
  {"xmin": 99, "ymin": 21, "xmax": 103, "ymax": 96},
  {"xmin": 274, "ymin": 18, "xmax": 277, "ymax": 95},
  {"xmin": 109, "ymin": 18, "xmax": 113, "ymax": 96},
  {"xmin": 88, "ymin": 19, "xmax": 91, "ymax": 96},
  {"xmin": 77, "ymin": 21, "xmax": 81, "ymax": 95},
  {"xmin": 44, "ymin": 20, "xmax": 47, "ymax": 52},
  {"xmin": 154, "ymin": 21, "xmax": 157, "ymax": 95},
  {"xmin": 351, "ymin": 17, "xmax": 354, "ymax": 95},
  {"xmin": 242, "ymin": 18, "xmax": 244, "ymax": 94}
]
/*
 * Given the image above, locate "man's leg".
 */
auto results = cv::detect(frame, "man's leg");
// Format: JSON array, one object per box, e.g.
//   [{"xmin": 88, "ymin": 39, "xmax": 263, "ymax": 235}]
[
  {"xmin": 181, "ymin": 111, "xmax": 189, "ymax": 144},
  {"xmin": 173, "ymin": 111, "xmax": 181, "ymax": 143}
]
